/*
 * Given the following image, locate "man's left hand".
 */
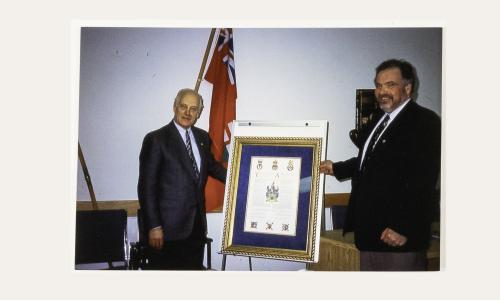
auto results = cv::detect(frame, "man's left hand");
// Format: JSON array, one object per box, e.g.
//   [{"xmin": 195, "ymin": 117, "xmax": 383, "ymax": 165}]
[{"xmin": 380, "ymin": 228, "xmax": 407, "ymax": 247}]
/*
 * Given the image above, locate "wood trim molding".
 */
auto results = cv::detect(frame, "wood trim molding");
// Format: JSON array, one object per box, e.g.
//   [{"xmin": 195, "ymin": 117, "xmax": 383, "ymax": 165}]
[
  {"xmin": 324, "ymin": 193, "xmax": 350, "ymax": 207},
  {"xmin": 76, "ymin": 193, "xmax": 350, "ymax": 216},
  {"xmin": 76, "ymin": 200, "xmax": 139, "ymax": 216}
]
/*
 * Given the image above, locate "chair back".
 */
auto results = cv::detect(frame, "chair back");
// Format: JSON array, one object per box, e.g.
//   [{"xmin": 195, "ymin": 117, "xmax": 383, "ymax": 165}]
[{"xmin": 75, "ymin": 209, "xmax": 128, "ymax": 267}]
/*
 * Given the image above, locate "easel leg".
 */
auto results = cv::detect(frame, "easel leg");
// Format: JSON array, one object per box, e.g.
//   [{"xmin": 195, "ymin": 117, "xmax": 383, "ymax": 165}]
[
  {"xmin": 220, "ymin": 254, "xmax": 252, "ymax": 271},
  {"xmin": 221, "ymin": 254, "xmax": 227, "ymax": 271},
  {"xmin": 207, "ymin": 240, "xmax": 212, "ymax": 270}
]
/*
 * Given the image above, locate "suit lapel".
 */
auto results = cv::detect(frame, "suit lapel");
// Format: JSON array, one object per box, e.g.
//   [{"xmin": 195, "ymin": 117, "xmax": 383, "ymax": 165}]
[
  {"xmin": 359, "ymin": 101, "xmax": 415, "ymax": 162},
  {"xmin": 378, "ymin": 100, "xmax": 416, "ymax": 141}
]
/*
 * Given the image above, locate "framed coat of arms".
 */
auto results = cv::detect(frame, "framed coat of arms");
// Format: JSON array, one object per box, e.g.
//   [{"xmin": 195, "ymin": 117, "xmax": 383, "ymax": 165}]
[{"xmin": 220, "ymin": 120, "xmax": 327, "ymax": 263}]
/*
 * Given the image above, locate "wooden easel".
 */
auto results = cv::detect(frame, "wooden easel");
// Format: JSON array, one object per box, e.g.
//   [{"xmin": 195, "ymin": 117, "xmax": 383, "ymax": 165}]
[{"xmin": 78, "ymin": 142, "xmax": 98, "ymax": 210}]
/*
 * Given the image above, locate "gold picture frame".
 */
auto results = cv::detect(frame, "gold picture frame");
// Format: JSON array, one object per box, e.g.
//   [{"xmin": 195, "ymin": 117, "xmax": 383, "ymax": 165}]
[{"xmin": 220, "ymin": 136, "xmax": 323, "ymax": 262}]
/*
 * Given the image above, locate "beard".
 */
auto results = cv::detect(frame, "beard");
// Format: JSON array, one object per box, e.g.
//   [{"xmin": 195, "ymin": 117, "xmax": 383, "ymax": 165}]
[{"xmin": 376, "ymin": 94, "xmax": 394, "ymax": 112}]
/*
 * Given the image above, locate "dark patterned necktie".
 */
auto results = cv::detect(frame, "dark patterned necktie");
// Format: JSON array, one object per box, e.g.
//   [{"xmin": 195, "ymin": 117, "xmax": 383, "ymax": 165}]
[
  {"xmin": 366, "ymin": 114, "xmax": 390, "ymax": 153},
  {"xmin": 185, "ymin": 130, "xmax": 200, "ymax": 180}
]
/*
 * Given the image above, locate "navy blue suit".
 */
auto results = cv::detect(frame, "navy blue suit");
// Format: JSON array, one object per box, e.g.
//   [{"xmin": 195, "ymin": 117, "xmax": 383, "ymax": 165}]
[
  {"xmin": 138, "ymin": 121, "xmax": 226, "ymax": 269},
  {"xmin": 334, "ymin": 100, "xmax": 440, "ymax": 252}
]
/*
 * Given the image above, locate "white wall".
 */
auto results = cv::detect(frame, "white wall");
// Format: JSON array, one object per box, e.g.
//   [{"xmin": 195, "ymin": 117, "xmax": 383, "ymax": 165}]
[{"xmin": 76, "ymin": 27, "xmax": 442, "ymax": 270}]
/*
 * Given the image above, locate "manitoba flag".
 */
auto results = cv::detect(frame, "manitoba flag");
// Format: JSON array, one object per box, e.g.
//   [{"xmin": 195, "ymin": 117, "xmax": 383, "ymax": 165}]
[{"xmin": 204, "ymin": 28, "xmax": 237, "ymax": 212}]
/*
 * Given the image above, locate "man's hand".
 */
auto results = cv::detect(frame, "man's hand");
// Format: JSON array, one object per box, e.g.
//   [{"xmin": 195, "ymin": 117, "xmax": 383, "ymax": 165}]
[
  {"xmin": 149, "ymin": 227, "xmax": 164, "ymax": 250},
  {"xmin": 320, "ymin": 160, "xmax": 334, "ymax": 176},
  {"xmin": 380, "ymin": 228, "xmax": 407, "ymax": 247}
]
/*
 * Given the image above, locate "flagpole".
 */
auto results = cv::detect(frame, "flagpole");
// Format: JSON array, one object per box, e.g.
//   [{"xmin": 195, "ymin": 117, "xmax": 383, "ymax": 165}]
[
  {"xmin": 194, "ymin": 28, "xmax": 217, "ymax": 93},
  {"xmin": 78, "ymin": 142, "xmax": 98, "ymax": 210}
]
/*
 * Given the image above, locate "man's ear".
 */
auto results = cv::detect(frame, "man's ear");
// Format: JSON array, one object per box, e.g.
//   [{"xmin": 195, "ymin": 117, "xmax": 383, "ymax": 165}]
[{"xmin": 404, "ymin": 83, "xmax": 412, "ymax": 96}]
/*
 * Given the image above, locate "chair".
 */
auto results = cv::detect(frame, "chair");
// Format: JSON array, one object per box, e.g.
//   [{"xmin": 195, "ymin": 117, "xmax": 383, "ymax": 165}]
[
  {"xmin": 129, "ymin": 208, "xmax": 151, "ymax": 270},
  {"xmin": 129, "ymin": 209, "xmax": 213, "ymax": 270},
  {"xmin": 75, "ymin": 209, "xmax": 129, "ymax": 270}
]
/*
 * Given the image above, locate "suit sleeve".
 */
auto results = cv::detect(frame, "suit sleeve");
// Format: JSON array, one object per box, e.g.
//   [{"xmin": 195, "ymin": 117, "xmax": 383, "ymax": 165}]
[
  {"xmin": 204, "ymin": 136, "xmax": 227, "ymax": 183},
  {"xmin": 333, "ymin": 157, "xmax": 358, "ymax": 181},
  {"xmin": 137, "ymin": 133, "xmax": 162, "ymax": 231},
  {"xmin": 332, "ymin": 120, "xmax": 373, "ymax": 181}
]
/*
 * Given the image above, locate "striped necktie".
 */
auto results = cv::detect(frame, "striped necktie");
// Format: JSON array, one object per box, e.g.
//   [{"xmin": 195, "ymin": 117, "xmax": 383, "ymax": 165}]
[
  {"xmin": 366, "ymin": 114, "xmax": 390, "ymax": 153},
  {"xmin": 185, "ymin": 129, "xmax": 200, "ymax": 180}
]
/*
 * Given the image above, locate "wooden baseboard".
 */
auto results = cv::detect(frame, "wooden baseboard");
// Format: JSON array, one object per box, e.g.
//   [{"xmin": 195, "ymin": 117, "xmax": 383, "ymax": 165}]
[
  {"xmin": 324, "ymin": 193, "xmax": 350, "ymax": 207},
  {"xmin": 76, "ymin": 193, "xmax": 351, "ymax": 216},
  {"xmin": 76, "ymin": 200, "xmax": 139, "ymax": 216}
]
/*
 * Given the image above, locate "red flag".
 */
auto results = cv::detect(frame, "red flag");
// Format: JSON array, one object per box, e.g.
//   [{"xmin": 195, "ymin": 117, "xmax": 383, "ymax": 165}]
[{"xmin": 204, "ymin": 28, "xmax": 237, "ymax": 212}]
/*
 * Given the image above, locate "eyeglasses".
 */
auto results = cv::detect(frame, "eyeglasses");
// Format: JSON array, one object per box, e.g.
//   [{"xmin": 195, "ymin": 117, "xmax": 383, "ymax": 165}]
[{"xmin": 177, "ymin": 104, "xmax": 200, "ymax": 115}]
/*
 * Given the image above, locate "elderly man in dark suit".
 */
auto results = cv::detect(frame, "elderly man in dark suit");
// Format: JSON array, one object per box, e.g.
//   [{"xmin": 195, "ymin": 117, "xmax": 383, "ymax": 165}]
[
  {"xmin": 138, "ymin": 88, "xmax": 227, "ymax": 270},
  {"xmin": 320, "ymin": 59, "xmax": 441, "ymax": 271}
]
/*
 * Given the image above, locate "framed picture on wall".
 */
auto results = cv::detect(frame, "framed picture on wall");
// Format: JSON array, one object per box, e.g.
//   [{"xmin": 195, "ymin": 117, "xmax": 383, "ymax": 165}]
[
  {"xmin": 220, "ymin": 133, "xmax": 324, "ymax": 263},
  {"xmin": 350, "ymin": 89, "xmax": 383, "ymax": 147}
]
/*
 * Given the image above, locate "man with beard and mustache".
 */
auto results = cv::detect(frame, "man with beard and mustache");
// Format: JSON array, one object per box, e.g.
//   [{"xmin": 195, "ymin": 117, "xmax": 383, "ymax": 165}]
[{"xmin": 320, "ymin": 59, "xmax": 441, "ymax": 271}]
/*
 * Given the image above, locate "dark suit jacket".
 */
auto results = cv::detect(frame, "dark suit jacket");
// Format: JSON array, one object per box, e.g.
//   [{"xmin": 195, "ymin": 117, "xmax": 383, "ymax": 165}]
[
  {"xmin": 334, "ymin": 100, "xmax": 441, "ymax": 252},
  {"xmin": 137, "ymin": 121, "xmax": 227, "ymax": 241}
]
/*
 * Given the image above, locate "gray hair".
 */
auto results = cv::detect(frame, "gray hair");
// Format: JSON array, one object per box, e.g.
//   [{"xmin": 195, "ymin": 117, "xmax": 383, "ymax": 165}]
[{"xmin": 173, "ymin": 88, "xmax": 204, "ymax": 116}]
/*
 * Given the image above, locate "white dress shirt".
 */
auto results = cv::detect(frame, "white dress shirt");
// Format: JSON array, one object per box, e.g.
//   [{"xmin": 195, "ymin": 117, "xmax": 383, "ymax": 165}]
[
  {"xmin": 173, "ymin": 121, "xmax": 201, "ymax": 169},
  {"xmin": 359, "ymin": 98, "xmax": 411, "ymax": 168}
]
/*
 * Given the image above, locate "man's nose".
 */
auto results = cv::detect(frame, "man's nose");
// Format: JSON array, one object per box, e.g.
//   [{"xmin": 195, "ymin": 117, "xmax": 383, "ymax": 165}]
[{"xmin": 379, "ymin": 85, "xmax": 388, "ymax": 94}]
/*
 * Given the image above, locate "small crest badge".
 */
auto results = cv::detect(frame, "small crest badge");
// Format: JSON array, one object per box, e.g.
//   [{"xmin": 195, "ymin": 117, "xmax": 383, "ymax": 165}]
[
  {"xmin": 272, "ymin": 160, "xmax": 278, "ymax": 171},
  {"xmin": 257, "ymin": 160, "xmax": 263, "ymax": 170},
  {"xmin": 251, "ymin": 221, "xmax": 258, "ymax": 229},
  {"xmin": 287, "ymin": 160, "xmax": 294, "ymax": 171},
  {"xmin": 282, "ymin": 224, "xmax": 289, "ymax": 231},
  {"xmin": 266, "ymin": 222, "xmax": 273, "ymax": 230}
]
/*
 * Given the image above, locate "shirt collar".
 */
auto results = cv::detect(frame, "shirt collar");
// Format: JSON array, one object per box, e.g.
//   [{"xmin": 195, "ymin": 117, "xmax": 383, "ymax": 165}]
[
  {"xmin": 173, "ymin": 120, "xmax": 191, "ymax": 141},
  {"xmin": 387, "ymin": 98, "xmax": 411, "ymax": 120}
]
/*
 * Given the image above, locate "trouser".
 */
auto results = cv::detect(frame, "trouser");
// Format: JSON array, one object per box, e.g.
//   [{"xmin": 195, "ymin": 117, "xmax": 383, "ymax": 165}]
[
  {"xmin": 147, "ymin": 211, "xmax": 205, "ymax": 270},
  {"xmin": 360, "ymin": 251, "xmax": 427, "ymax": 271}
]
